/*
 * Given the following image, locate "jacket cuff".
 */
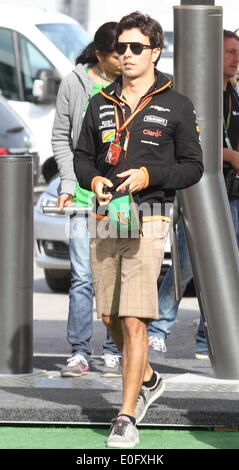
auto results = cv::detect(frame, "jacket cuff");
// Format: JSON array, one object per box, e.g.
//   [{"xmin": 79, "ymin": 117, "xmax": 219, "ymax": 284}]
[
  {"xmin": 91, "ymin": 175, "xmax": 102, "ymax": 192},
  {"xmin": 140, "ymin": 167, "xmax": 150, "ymax": 189},
  {"xmin": 60, "ymin": 180, "xmax": 76, "ymax": 195}
]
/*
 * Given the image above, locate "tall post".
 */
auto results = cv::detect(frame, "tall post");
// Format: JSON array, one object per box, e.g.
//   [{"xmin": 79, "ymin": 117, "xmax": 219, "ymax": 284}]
[
  {"xmin": 174, "ymin": 1, "xmax": 239, "ymax": 379},
  {"xmin": 0, "ymin": 155, "xmax": 33, "ymax": 374}
]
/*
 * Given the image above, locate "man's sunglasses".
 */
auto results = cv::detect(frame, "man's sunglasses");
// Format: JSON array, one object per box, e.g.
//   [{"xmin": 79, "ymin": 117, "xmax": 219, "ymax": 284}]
[{"xmin": 115, "ymin": 42, "xmax": 154, "ymax": 56}]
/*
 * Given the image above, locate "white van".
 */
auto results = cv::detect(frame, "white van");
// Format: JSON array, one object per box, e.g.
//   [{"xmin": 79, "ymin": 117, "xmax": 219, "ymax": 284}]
[{"xmin": 0, "ymin": 4, "xmax": 90, "ymax": 184}]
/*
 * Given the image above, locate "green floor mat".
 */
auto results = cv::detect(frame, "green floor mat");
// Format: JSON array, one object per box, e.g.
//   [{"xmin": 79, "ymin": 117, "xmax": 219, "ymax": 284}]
[{"xmin": 0, "ymin": 427, "xmax": 238, "ymax": 450}]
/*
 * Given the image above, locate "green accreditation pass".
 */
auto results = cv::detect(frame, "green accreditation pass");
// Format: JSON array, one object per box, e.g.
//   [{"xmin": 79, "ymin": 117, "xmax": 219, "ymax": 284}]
[{"xmin": 108, "ymin": 192, "xmax": 143, "ymax": 235}]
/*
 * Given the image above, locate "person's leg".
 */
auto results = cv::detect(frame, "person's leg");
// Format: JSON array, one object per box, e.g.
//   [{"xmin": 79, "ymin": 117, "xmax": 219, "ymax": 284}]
[
  {"xmin": 89, "ymin": 221, "xmax": 124, "ymax": 358},
  {"xmin": 194, "ymin": 199, "xmax": 239, "ymax": 359},
  {"xmin": 103, "ymin": 331, "xmax": 122, "ymax": 355},
  {"xmin": 67, "ymin": 215, "xmax": 93, "ymax": 360},
  {"xmin": 102, "ymin": 325, "xmax": 122, "ymax": 378},
  {"xmin": 195, "ymin": 316, "xmax": 209, "ymax": 358},
  {"xmin": 229, "ymin": 199, "xmax": 239, "ymax": 248},
  {"xmin": 102, "ymin": 315, "xmax": 152, "ymax": 416},
  {"xmin": 119, "ymin": 317, "xmax": 152, "ymax": 417},
  {"xmin": 148, "ymin": 219, "xmax": 193, "ymax": 344},
  {"xmin": 117, "ymin": 220, "xmax": 168, "ymax": 417},
  {"xmin": 96, "ymin": 219, "xmax": 167, "ymax": 447},
  {"xmin": 61, "ymin": 215, "xmax": 93, "ymax": 377},
  {"xmin": 88, "ymin": 221, "xmax": 137, "ymax": 447},
  {"xmin": 102, "ymin": 315, "xmax": 123, "ymax": 351},
  {"xmin": 103, "ymin": 314, "xmax": 148, "ymax": 447}
]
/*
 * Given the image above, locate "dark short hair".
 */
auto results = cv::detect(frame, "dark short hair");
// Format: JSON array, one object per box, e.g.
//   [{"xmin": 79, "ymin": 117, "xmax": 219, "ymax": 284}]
[
  {"xmin": 76, "ymin": 22, "xmax": 118, "ymax": 65},
  {"xmin": 224, "ymin": 29, "xmax": 239, "ymax": 41},
  {"xmin": 116, "ymin": 11, "xmax": 164, "ymax": 65}
]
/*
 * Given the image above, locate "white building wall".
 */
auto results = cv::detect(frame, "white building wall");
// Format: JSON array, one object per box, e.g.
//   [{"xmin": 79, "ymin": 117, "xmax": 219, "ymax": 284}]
[
  {"xmin": 1, "ymin": 0, "xmax": 238, "ymax": 33},
  {"xmin": 0, "ymin": 0, "xmax": 62, "ymax": 10}
]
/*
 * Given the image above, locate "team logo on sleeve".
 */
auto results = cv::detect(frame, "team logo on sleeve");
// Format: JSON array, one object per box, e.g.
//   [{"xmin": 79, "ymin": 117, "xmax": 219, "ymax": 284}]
[{"xmin": 102, "ymin": 129, "xmax": 116, "ymax": 142}]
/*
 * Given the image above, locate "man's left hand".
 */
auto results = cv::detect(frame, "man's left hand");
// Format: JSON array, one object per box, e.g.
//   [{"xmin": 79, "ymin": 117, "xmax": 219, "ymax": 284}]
[{"xmin": 116, "ymin": 169, "xmax": 146, "ymax": 193}]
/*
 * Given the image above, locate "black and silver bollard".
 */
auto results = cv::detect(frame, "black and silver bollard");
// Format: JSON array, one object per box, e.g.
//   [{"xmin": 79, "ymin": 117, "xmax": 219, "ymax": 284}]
[
  {"xmin": 0, "ymin": 155, "xmax": 33, "ymax": 374},
  {"xmin": 174, "ymin": 2, "xmax": 239, "ymax": 379}
]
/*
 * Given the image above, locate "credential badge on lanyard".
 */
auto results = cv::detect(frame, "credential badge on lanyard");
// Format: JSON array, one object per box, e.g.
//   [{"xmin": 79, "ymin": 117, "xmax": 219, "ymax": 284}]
[
  {"xmin": 105, "ymin": 130, "xmax": 122, "ymax": 166},
  {"xmin": 105, "ymin": 97, "xmax": 152, "ymax": 166}
]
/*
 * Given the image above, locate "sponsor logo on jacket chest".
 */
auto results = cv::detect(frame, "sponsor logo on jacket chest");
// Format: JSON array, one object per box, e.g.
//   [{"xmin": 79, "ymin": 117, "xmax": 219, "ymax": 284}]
[
  {"xmin": 99, "ymin": 119, "xmax": 116, "ymax": 130},
  {"xmin": 143, "ymin": 129, "xmax": 162, "ymax": 137},
  {"xmin": 143, "ymin": 115, "xmax": 168, "ymax": 126}
]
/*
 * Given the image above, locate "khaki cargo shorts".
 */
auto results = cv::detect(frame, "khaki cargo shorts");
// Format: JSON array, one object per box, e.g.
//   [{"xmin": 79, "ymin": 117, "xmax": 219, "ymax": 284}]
[{"xmin": 89, "ymin": 216, "xmax": 170, "ymax": 321}]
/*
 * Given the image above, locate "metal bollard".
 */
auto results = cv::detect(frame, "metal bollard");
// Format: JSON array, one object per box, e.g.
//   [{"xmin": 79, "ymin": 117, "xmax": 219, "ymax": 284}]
[
  {"xmin": 174, "ymin": 3, "xmax": 239, "ymax": 379},
  {"xmin": 0, "ymin": 155, "xmax": 33, "ymax": 374}
]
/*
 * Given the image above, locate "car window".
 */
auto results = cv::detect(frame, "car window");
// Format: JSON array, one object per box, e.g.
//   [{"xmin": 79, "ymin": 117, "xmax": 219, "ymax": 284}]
[
  {"xmin": 0, "ymin": 28, "xmax": 20, "ymax": 100},
  {"xmin": 19, "ymin": 34, "xmax": 55, "ymax": 102},
  {"xmin": 37, "ymin": 23, "xmax": 90, "ymax": 64},
  {"xmin": 0, "ymin": 99, "xmax": 23, "ymax": 134}
]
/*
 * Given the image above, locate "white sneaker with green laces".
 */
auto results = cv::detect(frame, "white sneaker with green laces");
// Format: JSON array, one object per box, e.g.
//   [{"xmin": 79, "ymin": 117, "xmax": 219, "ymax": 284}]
[{"xmin": 107, "ymin": 415, "xmax": 139, "ymax": 448}]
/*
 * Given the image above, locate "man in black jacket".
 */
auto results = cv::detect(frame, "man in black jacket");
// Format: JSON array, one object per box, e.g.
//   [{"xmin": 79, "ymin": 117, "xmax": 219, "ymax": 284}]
[
  {"xmin": 223, "ymin": 30, "xmax": 239, "ymax": 245},
  {"xmin": 74, "ymin": 11, "xmax": 203, "ymax": 448}
]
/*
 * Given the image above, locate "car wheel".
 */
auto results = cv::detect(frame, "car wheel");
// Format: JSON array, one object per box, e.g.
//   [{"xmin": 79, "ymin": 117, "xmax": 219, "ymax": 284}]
[{"xmin": 44, "ymin": 269, "xmax": 71, "ymax": 293}]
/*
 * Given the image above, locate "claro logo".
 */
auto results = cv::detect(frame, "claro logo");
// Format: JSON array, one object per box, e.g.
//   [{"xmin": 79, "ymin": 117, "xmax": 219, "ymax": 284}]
[{"xmin": 143, "ymin": 129, "xmax": 162, "ymax": 137}]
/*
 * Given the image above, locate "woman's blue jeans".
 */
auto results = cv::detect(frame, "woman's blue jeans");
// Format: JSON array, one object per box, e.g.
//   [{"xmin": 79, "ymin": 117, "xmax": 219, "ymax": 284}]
[{"xmin": 67, "ymin": 214, "xmax": 120, "ymax": 361}]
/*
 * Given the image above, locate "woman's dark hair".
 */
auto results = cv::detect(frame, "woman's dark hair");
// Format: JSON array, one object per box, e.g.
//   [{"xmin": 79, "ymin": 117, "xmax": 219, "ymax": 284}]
[
  {"xmin": 76, "ymin": 21, "xmax": 118, "ymax": 65},
  {"xmin": 116, "ymin": 11, "xmax": 164, "ymax": 65}
]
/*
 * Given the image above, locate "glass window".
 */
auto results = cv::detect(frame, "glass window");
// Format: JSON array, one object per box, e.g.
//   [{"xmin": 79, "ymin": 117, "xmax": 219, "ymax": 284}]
[
  {"xmin": 0, "ymin": 28, "xmax": 20, "ymax": 100},
  {"xmin": 162, "ymin": 31, "xmax": 174, "ymax": 57},
  {"xmin": 19, "ymin": 35, "xmax": 55, "ymax": 101},
  {"xmin": 37, "ymin": 23, "xmax": 90, "ymax": 64}
]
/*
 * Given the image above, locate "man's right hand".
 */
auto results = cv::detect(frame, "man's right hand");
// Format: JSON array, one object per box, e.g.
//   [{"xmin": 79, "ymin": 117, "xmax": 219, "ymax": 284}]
[
  {"xmin": 223, "ymin": 148, "xmax": 239, "ymax": 173},
  {"xmin": 93, "ymin": 177, "xmax": 113, "ymax": 205},
  {"xmin": 57, "ymin": 194, "xmax": 73, "ymax": 209}
]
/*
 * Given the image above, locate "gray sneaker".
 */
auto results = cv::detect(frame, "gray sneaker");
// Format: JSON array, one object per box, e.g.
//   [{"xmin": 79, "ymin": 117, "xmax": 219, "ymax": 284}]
[
  {"xmin": 135, "ymin": 371, "xmax": 165, "ymax": 424},
  {"xmin": 60, "ymin": 354, "xmax": 89, "ymax": 377},
  {"xmin": 107, "ymin": 415, "xmax": 139, "ymax": 448},
  {"xmin": 102, "ymin": 354, "xmax": 122, "ymax": 378}
]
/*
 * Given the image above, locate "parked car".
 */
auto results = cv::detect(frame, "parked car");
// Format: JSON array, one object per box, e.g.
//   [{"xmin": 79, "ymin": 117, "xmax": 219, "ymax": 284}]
[
  {"xmin": 0, "ymin": 4, "xmax": 90, "ymax": 185},
  {"xmin": 0, "ymin": 94, "xmax": 39, "ymax": 183},
  {"xmin": 34, "ymin": 177, "xmax": 172, "ymax": 292},
  {"xmin": 34, "ymin": 177, "xmax": 70, "ymax": 291}
]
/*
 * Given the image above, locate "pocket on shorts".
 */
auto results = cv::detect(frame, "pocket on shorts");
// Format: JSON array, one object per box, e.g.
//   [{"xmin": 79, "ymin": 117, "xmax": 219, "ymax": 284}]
[
  {"xmin": 142, "ymin": 219, "xmax": 169, "ymax": 241},
  {"xmin": 155, "ymin": 220, "xmax": 170, "ymax": 251}
]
